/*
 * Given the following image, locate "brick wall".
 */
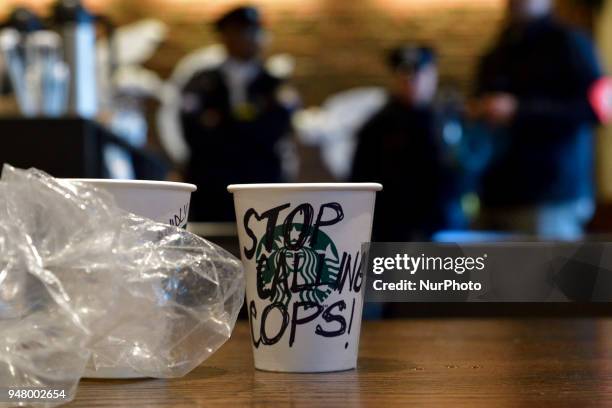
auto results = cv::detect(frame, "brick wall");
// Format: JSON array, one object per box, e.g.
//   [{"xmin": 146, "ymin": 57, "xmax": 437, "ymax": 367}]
[
  {"xmin": 0, "ymin": 0, "xmax": 594, "ymax": 105},
  {"xmin": 110, "ymin": 0, "xmax": 506, "ymax": 105}
]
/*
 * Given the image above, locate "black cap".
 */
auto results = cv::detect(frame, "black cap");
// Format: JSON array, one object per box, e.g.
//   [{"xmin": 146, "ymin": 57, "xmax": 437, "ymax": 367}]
[
  {"xmin": 1, "ymin": 7, "xmax": 44, "ymax": 32},
  {"xmin": 52, "ymin": 0, "xmax": 94, "ymax": 24},
  {"xmin": 388, "ymin": 45, "xmax": 436, "ymax": 72},
  {"xmin": 214, "ymin": 6, "xmax": 261, "ymax": 31}
]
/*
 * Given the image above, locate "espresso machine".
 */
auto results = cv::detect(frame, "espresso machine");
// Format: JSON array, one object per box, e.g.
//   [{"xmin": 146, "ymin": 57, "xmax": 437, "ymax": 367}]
[
  {"xmin": 0, "ymin": 1, "xmax": 115, "ymax": 118},
  {"xmin": 0, "ymin": 3, "xmax": 166, "ymax": 180},
  {"xmin": 51, "ymin": 0, "xmax": 115, "ymax": 118}
]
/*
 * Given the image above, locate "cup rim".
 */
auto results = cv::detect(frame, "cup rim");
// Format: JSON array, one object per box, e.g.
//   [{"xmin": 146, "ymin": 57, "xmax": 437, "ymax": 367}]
[
  {"xmin": 227, "ymin": 183, "xmax": 382, "ymax": 193},
  {"xmin": 65, "ymin": 178, "xmax": 197, "ymax": 193}
]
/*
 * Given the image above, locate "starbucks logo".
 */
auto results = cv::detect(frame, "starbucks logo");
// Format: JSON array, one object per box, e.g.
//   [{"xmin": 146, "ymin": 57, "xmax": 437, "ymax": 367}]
[{"xmin": 255, "ymin": 224, "xmax": 340, "ymax": 306}]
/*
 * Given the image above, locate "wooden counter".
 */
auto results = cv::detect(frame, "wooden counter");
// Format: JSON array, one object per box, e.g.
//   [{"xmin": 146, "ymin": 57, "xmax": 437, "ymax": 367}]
[{"xmin": 71, "ymin": 319, "xmax": 612, "ymax": 407}]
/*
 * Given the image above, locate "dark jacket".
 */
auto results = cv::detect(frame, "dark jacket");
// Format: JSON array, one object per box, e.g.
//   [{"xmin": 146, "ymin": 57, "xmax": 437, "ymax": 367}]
[
  {"xmin": 180, "ymin": 66, "xmax": 293, "ymax": 221},
  {"xmin": 476, "ymin": 17, "xmax": 603, "ymax": 207},
  {"xmin": 350, "ymin": 97, "xmax": 453, "ymax": 241}
]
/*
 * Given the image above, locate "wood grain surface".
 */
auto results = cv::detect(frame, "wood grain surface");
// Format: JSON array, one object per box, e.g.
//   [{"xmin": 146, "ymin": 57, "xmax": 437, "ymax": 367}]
[{"xmin": 70, "ymin": 319, "xmax": 612, "ymax": 407}]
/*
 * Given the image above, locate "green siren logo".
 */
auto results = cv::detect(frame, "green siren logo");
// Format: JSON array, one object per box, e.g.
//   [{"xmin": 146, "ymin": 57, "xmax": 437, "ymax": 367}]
[
  {"xmin": 255, "ymin": 224, "xmax": 339, "ymax": 306},
  {"xmin": 242, "ymin": 202, "xmax": 364, "ymax": 348}
]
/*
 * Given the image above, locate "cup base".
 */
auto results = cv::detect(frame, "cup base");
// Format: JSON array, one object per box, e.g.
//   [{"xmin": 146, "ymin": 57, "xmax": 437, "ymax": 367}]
[
  {"xmin": 254, "ymin": 366, "xmax": 356, "ymax": 373},
  {"xmin": 254, "ymin": 360, "xmax": 357, "ymax": 373}
]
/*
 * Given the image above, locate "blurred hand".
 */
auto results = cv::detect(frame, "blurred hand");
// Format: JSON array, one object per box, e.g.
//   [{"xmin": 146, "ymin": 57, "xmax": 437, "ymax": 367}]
[{"xmin": 469, "ymin": 93, "xmax": 518, "ymax": 126}]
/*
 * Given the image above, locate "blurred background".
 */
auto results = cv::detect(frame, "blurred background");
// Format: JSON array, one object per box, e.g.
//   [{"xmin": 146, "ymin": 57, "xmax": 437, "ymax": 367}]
[{"xmin": 1, "ymin": 0, "xmax": 612, "ymax": 316}]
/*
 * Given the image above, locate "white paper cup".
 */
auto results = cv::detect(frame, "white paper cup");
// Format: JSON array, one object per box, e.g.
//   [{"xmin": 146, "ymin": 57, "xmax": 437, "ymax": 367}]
[
  {"xmin": 66, "ymin": 179, "xmax": 197, "ymax": 378},
  {"xmin": 68, "ymin": 179, "xmax": 197, "ymax": 228},
  {"xmin": 228, "ymin": 183, "xmax": 382, "ymax": 372}
]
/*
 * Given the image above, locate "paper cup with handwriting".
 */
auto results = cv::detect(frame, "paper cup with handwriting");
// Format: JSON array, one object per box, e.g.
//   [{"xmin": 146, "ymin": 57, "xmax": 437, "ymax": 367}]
[
  {"xmin": 228, "ymin": 183, "xmax": 382, "ymax": 372},
  {"xmin": 66, "ymin": 179, "xmax": 197, "ymax": 378},
  {"xmin": 68, "ymin": 179, "xmax": 196, "ymax": 228}
]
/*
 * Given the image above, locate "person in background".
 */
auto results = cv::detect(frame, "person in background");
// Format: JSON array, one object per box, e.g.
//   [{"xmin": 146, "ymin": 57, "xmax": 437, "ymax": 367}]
[
  {"xmin": 471, "ymin": 0, "xmax": 605, "ymax": 239},
  {"xmin": 351, "ymin": 46, "xmax": 455, "ymax": 241},
  {"xmin": 180, "ymin": 6, "xmax": 298, "ymax": 222}
]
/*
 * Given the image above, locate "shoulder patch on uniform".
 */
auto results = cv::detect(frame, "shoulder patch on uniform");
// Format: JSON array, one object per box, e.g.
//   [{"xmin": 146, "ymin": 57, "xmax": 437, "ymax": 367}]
[{"xmin": 589, "ymin": 77, "xmax": 612, "ymax": 125}]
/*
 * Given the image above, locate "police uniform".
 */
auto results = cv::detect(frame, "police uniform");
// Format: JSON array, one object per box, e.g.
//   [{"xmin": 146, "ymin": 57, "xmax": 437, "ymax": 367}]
[
  {"xmin": 475, "ymin": 16, "xmax": 603, "ymax": 238},
  {"xmin": 180, "ymin": 8, "xmax": 295, "ymax": 222},
  {"xmin": 350, "ymin": 47, "xmax": 455, "ymax": 241}
]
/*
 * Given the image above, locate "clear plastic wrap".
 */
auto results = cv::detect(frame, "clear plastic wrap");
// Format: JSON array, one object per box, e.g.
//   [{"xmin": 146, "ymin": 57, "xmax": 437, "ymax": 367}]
[{"xmin": 0, "ymin": 165, "xmax": 245, "ymax": 407}]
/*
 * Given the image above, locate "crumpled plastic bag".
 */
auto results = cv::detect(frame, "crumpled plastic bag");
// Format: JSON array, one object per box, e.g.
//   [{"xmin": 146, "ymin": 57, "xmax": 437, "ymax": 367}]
[{"xmin": 0, "ymin": 165, "xmax": 245, "ymax": 407}]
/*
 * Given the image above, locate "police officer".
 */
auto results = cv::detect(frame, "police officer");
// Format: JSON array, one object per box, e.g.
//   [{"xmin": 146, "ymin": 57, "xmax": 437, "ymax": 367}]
[
  {"xmin": 351, "ymin": 46, "xmax": 455, "ymax": 241},
  {"xmin": 180, "ymin": 6, "xmax": 296, "ymax": 222},
  {"xmin": 471, "ymin": 0, "xmax": 604, "ymax": 239}
]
